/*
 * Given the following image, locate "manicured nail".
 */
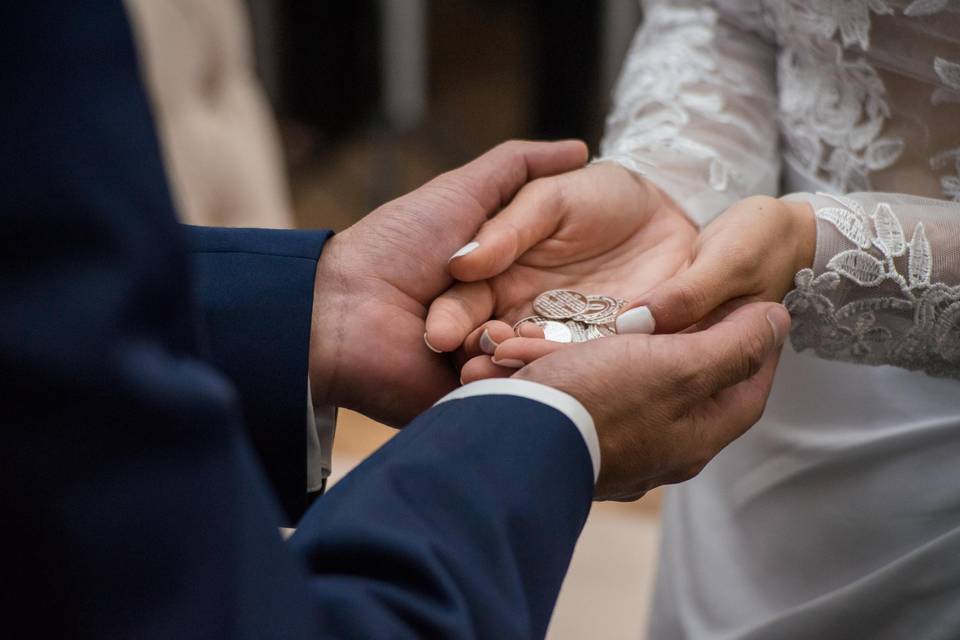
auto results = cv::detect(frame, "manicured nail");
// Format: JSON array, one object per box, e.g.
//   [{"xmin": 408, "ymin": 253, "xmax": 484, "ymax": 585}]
[
  {"xmin": 423, "ymin": 332, "xmax": 443, "ymax": 353},
  {"xmin": 479, "ymin": 329, "xmax": 498, "ymax": 355},
  {"xmin": 449, "ymin": 241, "xmax": 479, "ymax": 262},
  {"xmin": 766, "ymin": 306, "xmax": 790, "ymax": 347},
  {"xmin": 616, "ymin": 306, "xmax": 655, "ymax": 335},
  {"xmin": 491, "ymin": 357, "xmax": 525, "ymax": 369}
]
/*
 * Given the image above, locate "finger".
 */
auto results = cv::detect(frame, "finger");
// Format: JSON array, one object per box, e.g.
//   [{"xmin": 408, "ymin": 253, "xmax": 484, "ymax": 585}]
[
  {"xmin": 615, "ymin": 247, "xmax": 747, "ymax": 336},
  {"xmin": 462, "ymin": 320, "xmax": 516, "ymax": 358},
  {"xmin": 424, "ymin": 281, "xmax": 495, "ymax": 353},
  {"xmin": 516, "ymin": 322, "xmax": 545, "ymax": 339},
  {"xmin": 460, "ymin": 355, "xmax": 516, "ymax": 384},
  {"xmin": 448, "ymin": 173, "xmax": 571, "ymax": 281},
  {"xmin": 681, "ymin": 302, "xmax": 790, "ymax": 397},
  {"xmin": 696, "ymin": 346, "xmax": 782, "ymax": 452},
  {"xmin": 492, "ymin": 337, "xmax": 570, "ymax": 367},
  {"xmin": 436, "ymin": 139, "xmax": 588, "ymax": 223},
  {"xmin": 683, "ymin": 296, "xmax": 760, "ymax": 333}
]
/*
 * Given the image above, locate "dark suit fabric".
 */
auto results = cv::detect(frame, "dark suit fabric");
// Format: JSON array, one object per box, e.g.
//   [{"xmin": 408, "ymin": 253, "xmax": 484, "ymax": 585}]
[{"xmin": 0, "ymin": 2, "xmax": 594, "ymax": 638}]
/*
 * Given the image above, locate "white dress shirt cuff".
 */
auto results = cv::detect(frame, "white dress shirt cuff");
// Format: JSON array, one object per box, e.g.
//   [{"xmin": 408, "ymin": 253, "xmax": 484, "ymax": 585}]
[
  {"xmin": 306, "ymin": 379, "xmax": 337, "ymax": 493},
  {"xmin": 434, "ymin": 379, "xmax": 600, "ymax": 483}
]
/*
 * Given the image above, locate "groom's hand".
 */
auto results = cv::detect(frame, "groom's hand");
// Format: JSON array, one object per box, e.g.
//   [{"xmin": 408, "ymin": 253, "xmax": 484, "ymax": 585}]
[
  {"xmin": 513, "ymin": 302, "xmax": 790, "ymax": 501},
  {"xmin": 308, "ymin": 140, "xmax": 588, "ymax": 427}
]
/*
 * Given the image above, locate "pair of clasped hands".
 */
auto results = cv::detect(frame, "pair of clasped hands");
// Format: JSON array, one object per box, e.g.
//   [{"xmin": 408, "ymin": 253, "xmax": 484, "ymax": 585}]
[{"xmin": 311, "ymin": 141, "xmax": 815, "ymax": 501}]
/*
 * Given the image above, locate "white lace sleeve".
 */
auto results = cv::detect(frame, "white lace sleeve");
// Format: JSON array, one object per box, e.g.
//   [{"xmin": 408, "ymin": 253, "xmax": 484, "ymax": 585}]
[
  {"xmin": 596, "ymin": 0, "xmax": 780, "ymax": 226},
  {"xmin": 784, "ymin": 192, "xmax": 960, "ymax": 378}
]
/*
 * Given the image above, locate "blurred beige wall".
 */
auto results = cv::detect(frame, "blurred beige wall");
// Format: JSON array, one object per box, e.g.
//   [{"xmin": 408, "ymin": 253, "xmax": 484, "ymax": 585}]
[{"xmin": 125, "ymin": 0, "xmax": 293, "ymax": 228}]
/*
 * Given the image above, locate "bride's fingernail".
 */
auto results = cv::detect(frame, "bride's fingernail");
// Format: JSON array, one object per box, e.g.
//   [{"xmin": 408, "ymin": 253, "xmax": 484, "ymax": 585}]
[
  {"xmin": 616, "ymin": 306, "xmax": 655, "ymax": 335},
  {"xmin": 492, "ymin": 357, "xmax": 525, "ymax": 369},
  {"xmin": 423, "ymin": 332, "xmax": 443, "ymax": 353},
  {"xmin": 479, "ymin": 329, "xmax": 498, "ymax": 355},
  {"xmin": 448, "ymin": 241, "xmax": 479, "ymax": 262}
]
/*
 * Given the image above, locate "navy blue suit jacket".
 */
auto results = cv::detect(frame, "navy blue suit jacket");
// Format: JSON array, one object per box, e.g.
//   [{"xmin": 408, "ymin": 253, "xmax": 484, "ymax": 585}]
[{"xmin": 0, "ymin": 3, "xmax": 594, "ymax": 637}]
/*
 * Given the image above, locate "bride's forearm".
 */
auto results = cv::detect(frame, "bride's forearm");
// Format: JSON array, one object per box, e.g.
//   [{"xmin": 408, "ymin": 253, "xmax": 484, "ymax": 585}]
[
  {"xmin": 783, "ymin": 191, "xmax": 960, "ymax": 378},
  {"xmin": 596, "ymin": 0, "xmax": 779, "ymax": 227}
]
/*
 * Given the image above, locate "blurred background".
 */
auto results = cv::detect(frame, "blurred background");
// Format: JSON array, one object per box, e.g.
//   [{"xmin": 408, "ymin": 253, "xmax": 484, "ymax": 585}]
[
  {"xmin": 271, "ymin": 0, "xmax": 642, "ymax": 232},
  {"xmin": 129, "ymin": 1, "xmax": 660, "ymax": 637}
]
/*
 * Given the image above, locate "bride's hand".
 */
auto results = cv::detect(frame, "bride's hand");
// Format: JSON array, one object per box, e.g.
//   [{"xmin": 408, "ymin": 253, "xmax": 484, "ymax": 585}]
[
  {"xmin": 458, "ymin": 195, "xmax": 816, "ymax": 382},
  {"xmin": 422, "ymin": 162, "xmax": 697, "ymax": 358},
  {"xmin": 617, "ymin": 195, "xmax": 816, "ymax": 335}
]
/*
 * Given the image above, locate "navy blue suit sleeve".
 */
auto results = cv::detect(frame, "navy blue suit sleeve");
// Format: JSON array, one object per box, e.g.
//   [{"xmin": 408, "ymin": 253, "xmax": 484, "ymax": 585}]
[
  {"xmin": 292, "ymin": 396, "xmax": 595, "ymax": 638},
  {"xmin": 1, "ymin": 2, "xmax": 595, "ymax": 638},
  {"xmin": 185, "ymin": 225, "xmax": 333, "ymax": 523}
]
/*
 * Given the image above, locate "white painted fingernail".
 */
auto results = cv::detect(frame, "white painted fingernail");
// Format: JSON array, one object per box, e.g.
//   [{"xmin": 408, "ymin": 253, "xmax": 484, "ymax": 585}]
[
  {"xmin": 491, "ymin": 357, "xmax": 525, "ymax": 369},
  {"xmin": 616, "ymin": 306, "xmax": 656, "ymax": 335},
  {"xmin": 448, "ymin": 241, "xmax": 480, "ymax": 262},
  {"xmin": 423, "ymin": 332, "xmax": 443, "ymax": 353},
  {"xmin": 479, "ymin": 329, "xmax": 498, "ymax": 355}
]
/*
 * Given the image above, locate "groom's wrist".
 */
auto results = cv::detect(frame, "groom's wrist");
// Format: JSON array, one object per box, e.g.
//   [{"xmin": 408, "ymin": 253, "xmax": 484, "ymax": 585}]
[{"xmin": 309, "ymin": 234, "xmax": 351, "ymax": 410}]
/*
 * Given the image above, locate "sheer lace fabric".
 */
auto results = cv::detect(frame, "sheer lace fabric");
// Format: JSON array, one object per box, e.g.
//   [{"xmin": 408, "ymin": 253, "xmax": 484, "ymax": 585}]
[
  {"xmin": 598, "ymin": 0, "xmax": 960, "ymax": 375},
  {"xmin": 784, "ymin": 192, "xmax": 960, "ymax": 377},
  {"xmin": 597, "ymin": 4, "xmax": 780, "ymax": 226}
]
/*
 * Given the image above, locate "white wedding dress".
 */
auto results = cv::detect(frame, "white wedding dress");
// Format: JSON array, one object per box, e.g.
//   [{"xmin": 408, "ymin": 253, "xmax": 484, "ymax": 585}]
[{"xmin": 598, "ymin": 1, "xmax": 960, "ymax": 637}]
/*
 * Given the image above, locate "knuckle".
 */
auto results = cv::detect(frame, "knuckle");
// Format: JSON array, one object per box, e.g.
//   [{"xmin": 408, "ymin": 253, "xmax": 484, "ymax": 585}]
[
  {"xmin": 669, "ymin": 281, "xmax": 709, "ymax": 321},
  {"xmin": 526, "ymin": 176, "xmax": 563, "ymax": 209},
  {"xmin": 684, "ymin": 459, "xmax": 708, "ymax": 481},
  {"xmin": 730, "ymin": 342, "xmax": 758, "ymax": 383},
  {"xmin": 725, "ymin": 241, "xmax": 756, "ymax": 279},
  {"xmin": 444, "ymin": 287, "xmax": 482, "ymax": 319},
  {"xmin": 671, "ymin": 355, "xmax": 701, "ymax": 389},
  {"xmin": 503, "ymin": 138, "xmax": 529, "ymax": 150},
  {"xmin": 667, "ymin": 459, "xmax": 708, "ymax": 484},
  {"xmin": 649, "ymin": 339, "xmax": 704, "ymax": 403},
  {"xmin": 747, "ymin": 401, "xmax": 766, "ymax": 427},
  {"xmin": 741, "ymin": 331, "xmax": 769, "ymax": 379},
  {"xmin": 739, "ymin": 195, "xmax": 779, "ymax": 212},
  {"xmin": 745, "ymin": 384, "xmax": 771, "ymax": 426},
  {"xmin": 433, "ymin": 171, "xmax": 484, "ymax": 206}
]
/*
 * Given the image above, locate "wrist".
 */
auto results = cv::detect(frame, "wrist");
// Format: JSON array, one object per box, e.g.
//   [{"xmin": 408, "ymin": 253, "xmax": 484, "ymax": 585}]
[
  {"xmin": 309, "ymin": 234, "xmax": 350, "ymax": 410},
  {"xmin": 781, "ymin": 198, "xmax": 816, "ymax": 272}
]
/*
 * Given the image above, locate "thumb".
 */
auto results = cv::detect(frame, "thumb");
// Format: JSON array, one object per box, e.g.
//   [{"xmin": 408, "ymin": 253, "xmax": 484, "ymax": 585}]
[
  {"xmin": 682, "ymin": 302, "xmax": 790, "ymax": 397},
  {"xmin": 448, "ymin": 174, "xmax": 571, "ymax": 282},
  {"xmin": 615, "ymin": 247, "xmax": 744, "ymax": 335},
  {"xmin": 698, "ymin": 347, "xmax": 782, "ymax": 452}
]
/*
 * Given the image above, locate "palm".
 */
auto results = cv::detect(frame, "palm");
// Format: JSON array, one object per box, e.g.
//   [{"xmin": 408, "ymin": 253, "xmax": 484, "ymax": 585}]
[
  {"xmin": 429, "ymin": 164, "xmax": 697, "ymax": 344},
  {"xmin": 487, "ymin": 202, "xmax": 694, "ymax": 324}
]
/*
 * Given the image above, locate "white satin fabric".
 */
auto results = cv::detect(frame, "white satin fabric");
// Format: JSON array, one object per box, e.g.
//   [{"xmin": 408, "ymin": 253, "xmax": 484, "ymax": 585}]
[
  {"xmin": 595, "ymin": 1, "xmax": 960, "ymax": 637},
  {"xmin": 649, "ymin": 170, "xmax": 960, "ymax": 639}
]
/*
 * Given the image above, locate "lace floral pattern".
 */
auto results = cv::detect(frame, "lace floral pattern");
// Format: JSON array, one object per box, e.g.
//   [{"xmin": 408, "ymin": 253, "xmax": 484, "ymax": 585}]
[
  {"xmin": 769, "ymin": 1, "xmax": 905, "ymax": 193},
  {"xmin": 603, "ymin": 0, "xmax": 960, "ymax": 212},
  {"xmin": 599, "ymin": 5, "xmax": 770, "ymax": 197},
  {"xmin": 931, "ymin": 57, "xmax": 960, "ymax": 201},
  {"xmin": 786, "ymin": 194, "xmax": 960, "ymax": 376},
  {"xmin": 603, "ymin": 1, "xmax": 960, "ymax": 375}
]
